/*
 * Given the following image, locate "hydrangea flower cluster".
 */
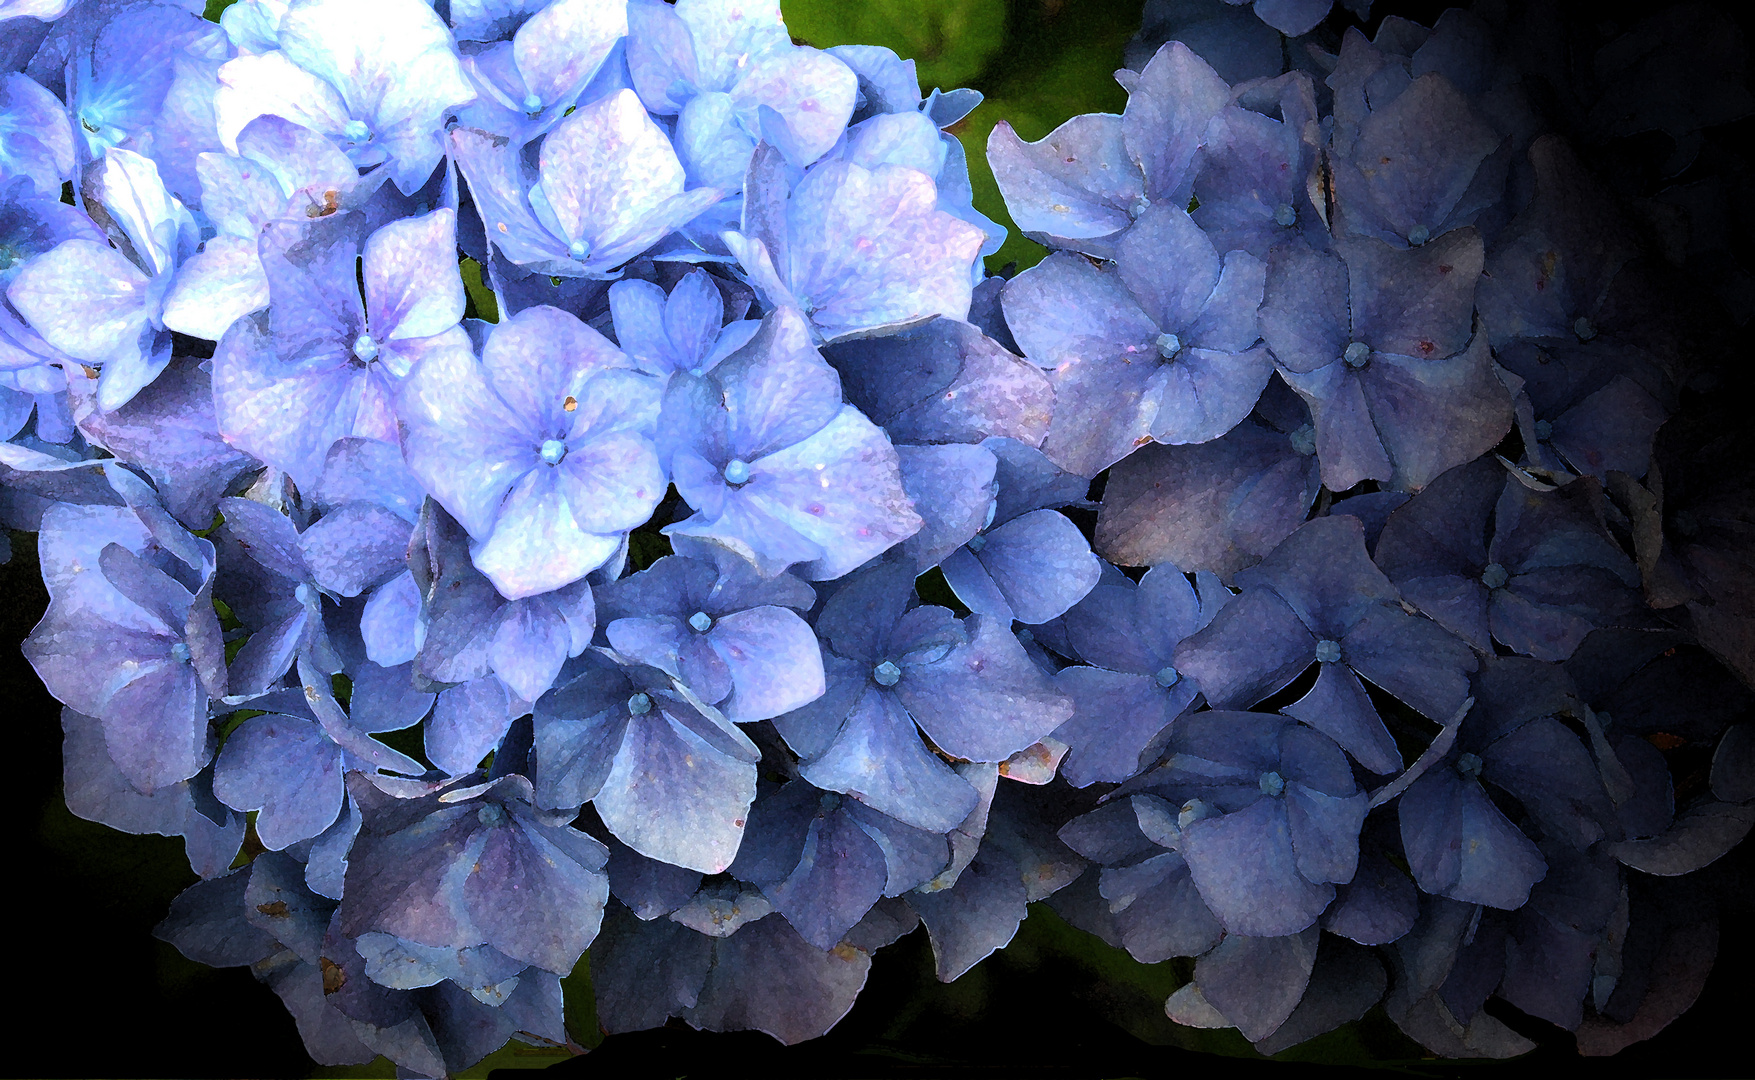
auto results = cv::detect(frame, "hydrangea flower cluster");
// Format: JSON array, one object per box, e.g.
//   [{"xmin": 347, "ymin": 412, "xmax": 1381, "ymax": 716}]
[{"xmin": 1, "ymin": 0, "xmax": 1750, "ymax": 1071}]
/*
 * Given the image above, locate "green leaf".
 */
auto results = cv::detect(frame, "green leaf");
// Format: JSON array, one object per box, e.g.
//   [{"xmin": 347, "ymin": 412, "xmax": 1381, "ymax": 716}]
[
  {"xmin": 783, "ymin": 0, "xmax": 1008, "ymax": 90},
  {"xmin": 461, "ymin": 257, "xmax": 500, "ymax": 324}
]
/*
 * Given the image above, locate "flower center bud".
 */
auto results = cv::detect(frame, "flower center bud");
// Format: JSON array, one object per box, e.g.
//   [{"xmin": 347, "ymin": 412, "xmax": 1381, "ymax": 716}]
[
  {"xmin": 872, "ymin": 660, "xmax": 901, "ymax": 687},
  {"xmin": 478, "ymin": 803, "xmax": 506, "ymax": 826},
  {"xmin": 1289, "ymin": 423, "xmax": 1317, "ymax": 456},
  {"xmin": 1155, "ymin": 332, "xmax": 1182, "ymax": 360},
  {"xmin": 1408, "ymin": 224, "xmax": 1430, "ymax": 246},
  {"xmin": 1315, "ymin": 638, "xmax": 1342, "ymax": 664},
  {"xmin": 539, "ymin": 438, "xmax": 567, "ymax": 465},
  {"xmin": 1480, "ymin": 562, "xmax": 1509, "ymax": 589},
  {"xmin": 1178, "ymin": 798, "xmax": 1213, "ymax": 829},
  {"xmin": 1274, "ymin": 202, "xmax": 1297, "ymax": 227},
  {"xmin": 723, "ymin": 458, "xmax": 751, "ymax": 485},
  {"xmin": 294, "ymin": 583, "xmax": 313, "ymax": 605},
  {"xmin": 522, "ymin": 93, "xmax": 542, "ymax": 114},
  {"xmin": 170, "ymin": 641, "xmax": 191, "ymax": 663},
  {"xmin": 1154, "ymin": 665, "xmax": 1180, "ymax": 688},
  {"xmin": 569, "ymin": 239, "xmax": 589, "ymax": 260},
  {"xmin": 1259, "ymin": 770, "xmax": 1285, "ymax": 797},
  {"xmin": 352, "ymin": 334, "xmax": 378, "ymax": 363},
  {"xmin": 1574, "ymin": 316, "xmax": 1597, "ymax": 341},
  {"xmin": 1456, "ymin": 751, "xmax": 1483, "ymax": 779},
  {"xmin": 966, "ymin": 533, "xmax": 987, "ymax": 553},
  {"xmin": 343, "ymin": 119, "xmax": 370, "ymax": 143},
  {"xmin": 627, "ymin": 692, "xmax": 652, "ymax": 716},
  {"xmin": 1344, "ymin": 342, "xmax": 1371, "ymax": 368},
  {"xmin": 1015, "ymin": 628, "xmax": 1035, "ymax": 647},
  {"xmin": 1533, "ymin": 419, "xmax": 1553, "ymax": 441},
  {"xmin": 689, "ymin": 611, "xmax": 713, "ymax": 633}
]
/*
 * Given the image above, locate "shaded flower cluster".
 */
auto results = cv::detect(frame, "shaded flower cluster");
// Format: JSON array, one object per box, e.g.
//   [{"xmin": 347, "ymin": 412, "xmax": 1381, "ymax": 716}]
[{"xmin": 1, "ymin": 0, "xmax": 1751, "ymax": 1072}]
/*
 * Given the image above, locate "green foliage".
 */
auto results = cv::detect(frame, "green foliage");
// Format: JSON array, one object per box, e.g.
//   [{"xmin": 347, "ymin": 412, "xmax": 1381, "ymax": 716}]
[
  {"xmin": 783, "ymin": 0, "xmax": 1009, "ymax": 90},
  {"xmin": 203, "ymin": 0, "xmax": 236, "ymax": 22},
  {"xmin": 460, "ymin": 257, "xmax": 500, "ymax": 323}
]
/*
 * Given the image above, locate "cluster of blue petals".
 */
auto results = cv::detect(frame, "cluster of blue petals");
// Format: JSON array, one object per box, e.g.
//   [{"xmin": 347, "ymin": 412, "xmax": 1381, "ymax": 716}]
[{"xmin": 2, "ymin": 0, "xmax": 1752, "ymax": 1071}]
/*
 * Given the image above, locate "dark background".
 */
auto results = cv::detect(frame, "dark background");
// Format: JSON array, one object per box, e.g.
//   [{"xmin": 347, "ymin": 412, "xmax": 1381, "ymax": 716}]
[{"xmin": 7, "ymin": 0, "xmax": 1755, "ymax": 1075}]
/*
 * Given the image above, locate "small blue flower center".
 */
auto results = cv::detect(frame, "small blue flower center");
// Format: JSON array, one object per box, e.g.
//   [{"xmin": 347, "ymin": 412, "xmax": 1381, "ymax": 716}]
[
  {"xmin": 1408, "ymin": 224, "xmax": 1430, "ymax": 246},
  {"xmin": 522, "ymin": 93, "xmax": 543, "ymax": 113},
  {"xmin": 478, "ymin": 803, "xmax": 506, "ymax": 826},
  {"xmin": 1155, "ymin": 332, "xmax": 1182, "ymax": 360},
  {"xmin": 1481, "ymin": 562, "xmax": 1509, "ymax": 590},
  {"xmin": 1178, "ymin": 798, "xmax": 1212, "ymax": 829},
  {"xmin": 539, "ymin": 438, "xmax": 567, "ymax": 465},
  {"xmin": 1274, "ymin": 202, "xmax": 1297, "ymax": 227},
  {"xmin": 1344, "ymin": 342, "xmax": 1371, "ymax": 368},
  {"xmin": 294, "ymin": 584, "xmax": 313, "ymax": 605},
  {"xmin": 569, "ymin": 239, "xmax": 589, "ymax": 260},
  {"xmin": 1574, "ymin": 316, "xmax": 1597, "ymax": 341},
  {"xmin": 1289, "ymin": 423, "xmax": 1317, "ymax": 456},
  {"xmin": 1154, "ymin": 665, "xmax": 1180, "ymax": 688},
  {"xmin": 689, "ymin": 611, "xmax": 713, "ymax": 633},
  {"xmin": 343, "ymin": 119, "xmax": 370, "ymax": 143},
  {"xmin": 723, "ymin": 458, "xmax": 751, "ymax": 485},
  {"xmin": 966, "ymin": 533, "xmax": 987, "ymax": 553},
  {"xmin": 627, "ymin": 693, "xmax": 652, "ymax": 716},
  {"xmin": 1259, "ymin": 770, "xmax": 1285, "ymax": 797},
  {"xmin": 873, "ymin": 660, "xmax": 901, "ymax": 687},
  {"xmin": 1533, "ymin": 419, "xmax": 1553, "ymax": 441},
  {"xmin": 1015, "ymin": 628, "xmax": 1035, "ymax": 647},
  {"xmin": 352, "ymin": 334, "xmax": 378, "ymax": 363},
  {"xmin": 1457, "ymin": 751, "xmax": 1483, "ymax": 779},
  {"xmin": 170, "ymin": 641, "xmax": 191, "ymax": 664},
  {"xmin": 1315, "ymin": 638, "xmax": 1342, "ymax": 664}
]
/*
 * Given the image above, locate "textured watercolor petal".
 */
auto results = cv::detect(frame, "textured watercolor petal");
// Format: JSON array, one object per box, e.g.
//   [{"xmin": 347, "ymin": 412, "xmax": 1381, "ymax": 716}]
[
  {"xmin": 463, "ymin": 816, "xmax": 609, "ymax": 973},
  {"xmin": 160, "ymin": 235, "xmax": 270, "ymax": 342},
  {"xmin": 730, "ymin": 46, "xmax": 858, "ymax": 166},
  {"xmin": 1122, "ymin": 41, "xmax": 1231, "ymax": 202},
  {"xmin": 7, "ymin": 239, "xmax": 151, "ymax": 366},
  {"xmin": 1053, "ymin": 666, "xmax": 1194, "ymax": 787},
  {"xmin": 971, "ymin": 508, "xmax": 1102, "ymax": 625},
  {"xmin": 801, "ymin": 685, "xmax": 979, "ymax": 833},
  {"xmin": 213, "ymin": 50, "xmax": 353, "ymax": 153},
  {"xmin": 364, "ymin": 208, "xmax": 465, "ymax": 341},
  {"xmin": 596, "ymin": 709, "xmax": 757, "ymax": 874},
  {"xmin": 707, "ymin": 606, "xmax": 825, "ymax": 722},
  {"xmin": 472, "ymin": 468, "xmax": 624, "ymax": 600},
  {"xmin": 770, "ymin": 160, "xmax": 986, "ymax": 340},
  {"xmin": 1180, "ymin": 797, "xmax": 1335, "ymax": 937},
  {"xmin": 1003, "ymin": 251, "xmax": 1157, "ymax": 365},
  {"xmin": 513, "ymin": 0, "xmax": 627, "ymax": 109},
  {"xmin": 897, "ymin": 614, "xmax": 1073, "ymax": 763},
  {"xmin": 212, "ymin": 713, "xmax": 344, "ymax": 850},
  {"xmin": 1400, "ymin": 766, "xmax": 1547, "ymax": 909},
  {"xmin": 986, "ymin": 114, "xmax": 1139, "ymax": 247},
  {"xmin": 1173, "ymin": 586, "xmax": 1316, "ymax": 709},
  {"xmin": 276, "ymin": 0, "xmax": 477, "ymax": 192},
  {"xmin": 1094, "ymin": 422, "xmax": 1319, "ymax": 581},
  {"xmin": 427, "ymin": 676, "xmax": 517, "ymax": 776}
]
